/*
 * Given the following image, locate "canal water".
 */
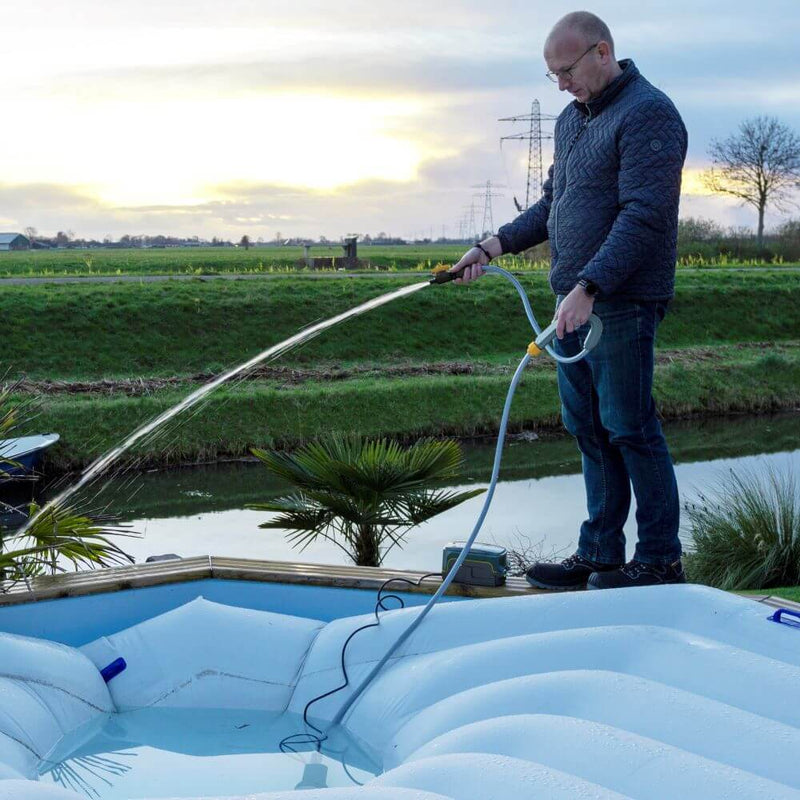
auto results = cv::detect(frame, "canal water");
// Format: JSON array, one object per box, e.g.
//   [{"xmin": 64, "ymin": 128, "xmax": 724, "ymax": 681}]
[{"xmin": 11, "ymin": 413, "xmax": 800, "ymax": 573}]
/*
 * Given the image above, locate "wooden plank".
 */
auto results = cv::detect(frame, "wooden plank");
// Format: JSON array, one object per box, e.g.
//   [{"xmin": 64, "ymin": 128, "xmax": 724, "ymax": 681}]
[
  {"xmin": 752, "ymin": 595, "xmax": 800, "ymax": 613},
  {"xmin": 9, "ymin": 556, "xmax": 794, "ymax": 611},
  {"xmin": 0, "ymin": 557, "xmax": 212, "ymax": 606},
  {"xmin": 209, "ymin": 556, "xmax": 549, "ymax": 597},
  {"xmin": 0, "ymin": 555, "xmax": 550, "ymax": 607}
]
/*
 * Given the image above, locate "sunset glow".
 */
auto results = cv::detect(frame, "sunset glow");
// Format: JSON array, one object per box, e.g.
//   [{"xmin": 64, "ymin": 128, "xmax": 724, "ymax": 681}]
[{"xmin": 2, "ymin": 1, "xmax": 798, "ymax": 238}]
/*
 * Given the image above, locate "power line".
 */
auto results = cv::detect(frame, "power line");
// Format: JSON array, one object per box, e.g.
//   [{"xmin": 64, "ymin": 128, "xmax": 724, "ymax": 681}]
[
  {"xmin": 459, "ymin": 201, "xmax": 479, "ymax": 242},
  {"xmin": 499, "ymin": 100, "xmax": 557, "ymax": 211},
  {"xmin": 471, "ymin": 180, "xmax": 505, "ymax": 238}
]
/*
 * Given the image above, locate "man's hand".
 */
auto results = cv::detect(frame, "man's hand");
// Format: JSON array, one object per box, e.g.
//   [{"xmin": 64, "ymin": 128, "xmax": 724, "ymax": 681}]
[
  {"xmin": 449, "ymin": 236, "xmax": 502, "ymax": 284},
  {"xmin": 556, "ymin": 284, "xmax": 595, "ymax": 339}
]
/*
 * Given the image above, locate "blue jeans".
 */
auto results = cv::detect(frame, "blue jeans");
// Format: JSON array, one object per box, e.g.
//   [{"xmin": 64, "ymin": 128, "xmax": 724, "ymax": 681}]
[{"xmin": 553, "ymin": 298, "xmax": 681, "ymax": 566}]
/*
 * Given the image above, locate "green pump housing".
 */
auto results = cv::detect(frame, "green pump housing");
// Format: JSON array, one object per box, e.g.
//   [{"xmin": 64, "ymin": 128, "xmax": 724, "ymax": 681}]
[{"xmin": 441, "ymin": 542, "xmax": 508, "ymax": 587}]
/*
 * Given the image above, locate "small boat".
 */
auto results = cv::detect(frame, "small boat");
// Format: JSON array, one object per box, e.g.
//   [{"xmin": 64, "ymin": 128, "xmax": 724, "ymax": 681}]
[{"xmin": 0, "ymin": 433, "xmax": 60, "ymax": 477}]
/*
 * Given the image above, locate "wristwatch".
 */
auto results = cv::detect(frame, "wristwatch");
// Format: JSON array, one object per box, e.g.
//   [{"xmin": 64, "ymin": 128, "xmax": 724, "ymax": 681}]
[{"xmin": 577, "ymin": 278, "xmax": 599, "ymax": 297}]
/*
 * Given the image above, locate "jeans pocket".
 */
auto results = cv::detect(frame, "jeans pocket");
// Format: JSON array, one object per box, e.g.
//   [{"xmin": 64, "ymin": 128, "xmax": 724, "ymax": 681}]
[{"xmin": 594, "ymin": 299, "xmax": 640, "ymax": 323}]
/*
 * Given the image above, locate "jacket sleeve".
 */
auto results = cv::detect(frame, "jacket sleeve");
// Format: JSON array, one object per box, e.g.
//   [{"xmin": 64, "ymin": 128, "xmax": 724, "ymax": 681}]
[
  {"xmin": 578, "ymin": 100, "xmax": 687, "ymax": 294},
  {"xmin": 496, "ymin": 163, "xmax": 554, "ymax": 254}
]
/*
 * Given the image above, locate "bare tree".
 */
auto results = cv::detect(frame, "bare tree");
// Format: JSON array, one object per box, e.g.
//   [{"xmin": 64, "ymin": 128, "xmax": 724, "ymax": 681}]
[
  {"xmin": 23, "ymin": 226, "xmax": 37, "ymax": 245},
  {"xmin": 703, "ymin": 116, "xmax": 800, "ymax": 249}
]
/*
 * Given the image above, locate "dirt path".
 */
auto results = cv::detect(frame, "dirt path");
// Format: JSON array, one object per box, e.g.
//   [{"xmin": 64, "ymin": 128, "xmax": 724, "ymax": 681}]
[
  {"xmin": 1, "ymin": 267, "xmax": 799, "ymax": 286},
  {"xmin": 14, "ymin": 342, "xmax": 798, "ymax": 397},
  {"xmin": 0, "ymin": 271, "xmax": 426, "ymax": 286}
]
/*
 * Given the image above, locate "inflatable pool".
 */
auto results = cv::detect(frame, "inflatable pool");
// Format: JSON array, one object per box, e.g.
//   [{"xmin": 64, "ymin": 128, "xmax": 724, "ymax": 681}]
[{"xmin": 1, "ymin": 579, "xmax": 799, "ymax": 799}]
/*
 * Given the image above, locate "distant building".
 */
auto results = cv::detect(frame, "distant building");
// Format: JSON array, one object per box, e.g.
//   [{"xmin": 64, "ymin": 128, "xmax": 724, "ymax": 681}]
[{"xmin": 0, "ymin": 233, "xmax": 30, "ymax": 251}]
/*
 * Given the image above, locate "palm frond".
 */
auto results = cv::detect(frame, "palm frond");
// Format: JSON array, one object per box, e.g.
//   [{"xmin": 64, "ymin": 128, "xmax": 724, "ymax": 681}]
[
  {"xmin": 1, "ymin": 503, "xmax": 137, "ymax": 588},
  {"xmin": 399, "ymin": 487, "xmax": 486, "ymax": 525},
  {"xmin": 0, "ymin": 377, "xmax": 40, "ymax": 469},
  {"xmin": 250, "ymin": 435, "xmax": 477, "ymax": 566}
]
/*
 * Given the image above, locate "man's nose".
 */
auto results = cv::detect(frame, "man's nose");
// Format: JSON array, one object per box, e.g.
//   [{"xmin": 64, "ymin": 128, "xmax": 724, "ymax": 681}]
[{"xmin": 557, "ymin": 73, "xmax": 572, "ymax": 91}]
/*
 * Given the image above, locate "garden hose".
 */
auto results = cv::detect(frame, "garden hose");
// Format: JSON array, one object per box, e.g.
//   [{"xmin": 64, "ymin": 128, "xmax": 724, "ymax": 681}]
[
  {"xmin": 281, "ymin": 264, "xmax": 603, "ymax": 755},
  {"xmin": 325, "ymin": 265, "xmax": 603, "ymax": 728}
]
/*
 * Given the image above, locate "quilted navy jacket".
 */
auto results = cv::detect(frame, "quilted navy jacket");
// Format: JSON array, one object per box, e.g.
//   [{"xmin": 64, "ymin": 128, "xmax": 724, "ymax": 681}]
[{"xmin": 497, "ymin": 60, "xmax": 687, "ymax": 301}]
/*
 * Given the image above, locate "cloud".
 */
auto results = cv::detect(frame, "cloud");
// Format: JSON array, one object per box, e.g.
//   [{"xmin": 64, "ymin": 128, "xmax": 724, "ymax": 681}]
[
  {"xmin": 0, "ymin": 183, "xmax": 99, "ymax": 211},
  {"xmin": 4, "ymin": 0, "xmax": 800, "ymax": 240},
  {"xmin": 47, "ymin": 53, "xmax": 536, "ymax": 104},
  {"xmin": 0, "ymin": 183, "xmax": 103, "ymax": 231}
]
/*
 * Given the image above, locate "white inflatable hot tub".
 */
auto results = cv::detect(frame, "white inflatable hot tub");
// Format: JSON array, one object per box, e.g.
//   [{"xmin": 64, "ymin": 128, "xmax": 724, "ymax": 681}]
[{"xmin": 1, "ymin": 584, "xmax": 800, "ymax": 799}]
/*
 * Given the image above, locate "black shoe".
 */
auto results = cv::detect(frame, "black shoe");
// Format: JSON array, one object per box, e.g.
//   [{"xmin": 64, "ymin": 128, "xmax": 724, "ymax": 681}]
[
  {"xmin": 587, "ymin": 559, "xmax": 687, "ymax": 590},
  {"xmin": 526, "ymin": 552, "xmax": 623, "ymax": 591}
]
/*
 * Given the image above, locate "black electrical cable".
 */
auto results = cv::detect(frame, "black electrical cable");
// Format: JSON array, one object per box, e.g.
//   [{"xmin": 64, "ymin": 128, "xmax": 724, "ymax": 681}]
[{"xmin": 279, "ymin": 571, "xmax": 441, "ymax": 758}]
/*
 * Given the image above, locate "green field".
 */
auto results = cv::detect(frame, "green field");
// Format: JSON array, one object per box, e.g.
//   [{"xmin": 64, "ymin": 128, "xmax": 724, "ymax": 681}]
[
  {"xmin": 4, "ymin": 270, "xmax": 800, "ymax": 380},
  {"xmin": 0, "ymin": 245, "xmax": 518, "ymax": 277},
  {"xmin": 2, "ymin": 267, "xmax": 799, "ymax": 469},
  {"xmin": 0, "ymin": 245, "xmax": 794, "ymax": 278}
]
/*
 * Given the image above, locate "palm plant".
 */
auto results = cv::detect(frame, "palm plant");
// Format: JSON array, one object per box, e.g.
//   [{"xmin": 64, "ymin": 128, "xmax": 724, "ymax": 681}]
[
  {"xmin": 683, "ymin": 465, "xmax": 800, "ymax": 590},
  {"xmin": 0, "ymin": 381, "xmax": 136, "ymax": 590},
  {"xmin": 0, "ymin": 503, "xmax": 136, "ymax": 587},
  {"xmin": 248, "ymin": 436, "xmax": 484, "ymax": 567}
]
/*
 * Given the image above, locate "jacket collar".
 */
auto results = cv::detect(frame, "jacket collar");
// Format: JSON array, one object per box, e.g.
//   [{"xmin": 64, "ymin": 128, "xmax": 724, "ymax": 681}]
[{"xmin": 574, "ymin": 59, "xmax": 638, "ymax": 117}]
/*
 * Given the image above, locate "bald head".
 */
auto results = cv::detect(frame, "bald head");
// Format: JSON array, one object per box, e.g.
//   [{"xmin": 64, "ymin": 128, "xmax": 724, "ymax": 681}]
[
  {"xmin": 543, "ymin": 11, "xmax": 621, "ymax": 104},
  {"xmin": 547, "ymin": 11, "xmax": 615, "ymax": 55}
]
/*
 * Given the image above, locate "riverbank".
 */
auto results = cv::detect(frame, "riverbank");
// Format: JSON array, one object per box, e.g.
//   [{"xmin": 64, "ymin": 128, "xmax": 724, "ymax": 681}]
[
  {"xmin": 20, "ymin": 344, "xmax": 800, "ymax": 470},
  {"xmin": 4, "ymin": 269, "xmax": 800, "ymax": 469}
]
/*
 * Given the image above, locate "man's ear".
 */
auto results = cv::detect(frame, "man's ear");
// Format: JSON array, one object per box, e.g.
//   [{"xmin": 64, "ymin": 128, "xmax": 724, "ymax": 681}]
[{"xmin": 597, "ymin": 40, "xmax": 613, "ymax": 63}]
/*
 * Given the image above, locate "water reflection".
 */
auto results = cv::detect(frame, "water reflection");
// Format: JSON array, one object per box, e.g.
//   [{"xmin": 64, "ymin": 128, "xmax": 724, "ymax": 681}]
[{"xmin": 7, "ymin": 413, "xmax": 800, "ymax": 570}]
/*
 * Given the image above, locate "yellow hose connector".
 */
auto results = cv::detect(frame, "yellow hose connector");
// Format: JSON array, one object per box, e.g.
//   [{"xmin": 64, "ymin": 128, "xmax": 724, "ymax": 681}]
[
  {"xmin": 431, "ymin": 263, "xmax": 450, "ymax": 275},
  {"xmin": 527, "ymin": 341, "xmax": 542, "ymax": 357}
]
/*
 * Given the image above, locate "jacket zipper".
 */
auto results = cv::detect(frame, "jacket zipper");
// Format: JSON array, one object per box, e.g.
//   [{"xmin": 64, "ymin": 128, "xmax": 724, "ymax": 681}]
[{"xmin": 553, "ymin": 106, "xmax": 593, "ymax": 251}]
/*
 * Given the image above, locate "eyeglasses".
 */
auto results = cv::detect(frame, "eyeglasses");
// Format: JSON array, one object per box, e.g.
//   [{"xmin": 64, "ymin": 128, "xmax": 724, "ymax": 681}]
[{"xmin": 545, "ymin": 43, "xmax": 599, "ymax": 83}]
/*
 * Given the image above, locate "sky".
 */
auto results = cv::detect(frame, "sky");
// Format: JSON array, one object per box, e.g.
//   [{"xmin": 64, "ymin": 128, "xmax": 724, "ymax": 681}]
[{"xmin": 2, "ymin": 0, "xmax": 799, "ymax": 241}]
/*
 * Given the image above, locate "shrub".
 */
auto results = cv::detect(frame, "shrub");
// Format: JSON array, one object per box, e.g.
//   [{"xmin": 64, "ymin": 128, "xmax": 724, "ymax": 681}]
[{"xmin": 683, "ymin": 465, "xmax": 800, "ymax": 590}]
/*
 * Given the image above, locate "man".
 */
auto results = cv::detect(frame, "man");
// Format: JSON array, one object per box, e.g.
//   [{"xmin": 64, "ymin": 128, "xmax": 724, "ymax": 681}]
[{"xmin": 451, "ymin": 11, "xmax": 688, "ymax": 590}]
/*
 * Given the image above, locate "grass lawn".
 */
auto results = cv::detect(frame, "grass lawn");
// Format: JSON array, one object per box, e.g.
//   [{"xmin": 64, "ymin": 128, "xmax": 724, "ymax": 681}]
[
  {"xmin": 0, "ymin": 244, "xmax": 509, "ymax": 277},
  {"xmin": 0, "ymin": 245, "xmax": 795, "ymax": 278},
  {"xmin": 742, "ymin": 586, "xmax": 800, "ymax": 603},
  {"xmin": 3, "ymin": 266, "xmax": 800, "ymax": 468},
  {"xmin": 3, "ymin": 269, "xmax": 800, "ymax": 380}
]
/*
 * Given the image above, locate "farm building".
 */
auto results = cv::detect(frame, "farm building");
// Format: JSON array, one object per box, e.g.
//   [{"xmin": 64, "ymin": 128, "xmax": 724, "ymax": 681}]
[{"xmin": 0, "ymin": 233, "xmax": 30, "ymax": 251}]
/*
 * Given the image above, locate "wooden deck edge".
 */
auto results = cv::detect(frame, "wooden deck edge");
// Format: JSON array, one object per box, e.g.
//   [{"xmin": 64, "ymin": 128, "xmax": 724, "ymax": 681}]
[
  {"xmin": 743, "ymin": 594, "xmax": 800, "ymax": 613},
  {"xmin": 1, "ymin": 557, "xmax": 796, "ymax": 610},
  {"xmin": 0, "ymin": 556, "xmax": 547, "ymax": 607},
  {"xmin": 0, "ymin": 557, "xmax": 214, "ymax": 606}
]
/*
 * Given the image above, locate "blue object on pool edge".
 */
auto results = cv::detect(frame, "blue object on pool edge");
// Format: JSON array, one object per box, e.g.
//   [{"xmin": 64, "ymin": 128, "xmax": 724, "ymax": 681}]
[
  {"xmin": 100, "ymin": 657, "xmax": 127, "ymax": 682},
  {"xmin": 768, "ymin": 608, "xmax": 800, "ymax": 628}
]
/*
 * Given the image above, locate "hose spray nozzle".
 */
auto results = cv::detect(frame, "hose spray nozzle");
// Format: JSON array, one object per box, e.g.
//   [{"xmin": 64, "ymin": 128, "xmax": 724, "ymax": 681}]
[{"xmin": 429, "ymin": 264, "xmax": 465, "ymax": 284}]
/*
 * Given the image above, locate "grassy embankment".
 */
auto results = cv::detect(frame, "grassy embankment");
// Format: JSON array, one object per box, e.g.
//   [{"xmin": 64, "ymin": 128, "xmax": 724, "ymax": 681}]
[
  {"xmin": 1, "ymin": 245, "xmax": 794, "ymax": 278},
  {"xmin": 3, "ymin": 269, "xmax": 800, "ymax": 469}
]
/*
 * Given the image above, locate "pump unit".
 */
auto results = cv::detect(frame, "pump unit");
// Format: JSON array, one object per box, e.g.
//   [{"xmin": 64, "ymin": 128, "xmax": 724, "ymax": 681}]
[{"xmin": 441, "ymin": 542, "xmax": 508, "ymax": 587}]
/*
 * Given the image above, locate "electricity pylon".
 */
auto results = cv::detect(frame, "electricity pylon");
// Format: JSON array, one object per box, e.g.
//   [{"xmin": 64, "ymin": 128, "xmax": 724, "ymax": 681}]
[
  {"xmin": 471, "ymin": 180, "xmax": 505, "ymax": 237},
  {"xmin": 499, "ymin": 100, "xmax": 557, "ymax": 211}
]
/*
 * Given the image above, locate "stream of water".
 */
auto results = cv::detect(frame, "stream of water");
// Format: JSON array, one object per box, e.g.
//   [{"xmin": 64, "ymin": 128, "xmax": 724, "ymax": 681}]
[{"xmin": 13, "ymin": 281, "xmax": 430, "ymax": 543}]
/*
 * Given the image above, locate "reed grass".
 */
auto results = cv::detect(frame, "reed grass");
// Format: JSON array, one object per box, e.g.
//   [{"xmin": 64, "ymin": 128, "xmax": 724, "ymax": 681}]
[{"xmin": 683, "ymin": 466, "xmax": 800, "ymax": 590}]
